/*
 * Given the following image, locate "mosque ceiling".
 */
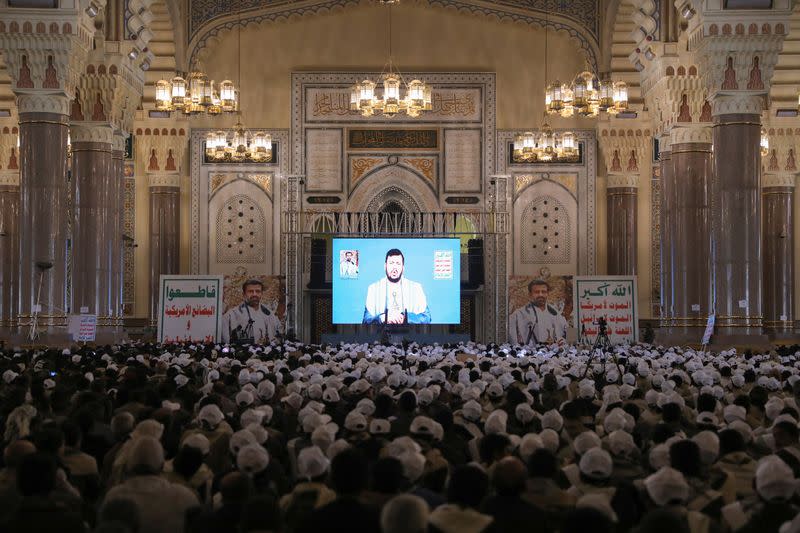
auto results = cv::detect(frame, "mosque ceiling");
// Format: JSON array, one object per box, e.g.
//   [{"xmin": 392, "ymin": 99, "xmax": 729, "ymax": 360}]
[{"xmin": 188, "ymin": 0, "xmax": 600, "ymax": 70}]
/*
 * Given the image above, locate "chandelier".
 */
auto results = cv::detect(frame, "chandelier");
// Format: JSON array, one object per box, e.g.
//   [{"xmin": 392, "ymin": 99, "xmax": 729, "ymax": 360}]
[
  {"xmin": 513, "ymin": 123, "xmax": 578, "ymax": 163},
  {"xmin": 546, "ymin": 72, "xmax": 629, "ymax": 118},
  {"xmin": 350, "ymin": 2, "xmax": 431, "ymax": 118},
  {"xmin": 155, "ymin": 70, "xmax": 238, "ymax": 116},
  {"xmin": 205, "ymin": 118, "xmax": 272, "ymax": 163}
]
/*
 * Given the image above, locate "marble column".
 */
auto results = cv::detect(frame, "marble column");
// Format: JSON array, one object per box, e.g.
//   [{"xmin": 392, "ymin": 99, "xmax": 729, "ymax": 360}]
[
  {"xmin": 0, "ymin": 172, "xmax": 19, "ymax": 330},
  {"xmin": 149, "ymin": 174, "xmax": 180, "ymax": 324},
  {"xmin": 606, "ymin": 176, "xmax": 638, "ymax": 275},
  {"xmin": 70, "ymin": 123, "xmax": 114, "ymax": 324},
  {"xmin": 762, "ymin": 173, "xmax": 795, "ymax": 334},
  {"xmin": 111, "ymin": 132, "xmax": 125, "ymax": 326},
  {"xmin": 669, "ymin": 126, "xmax": 713, "ymax": 335},
  {"xmin": 17, "ymin": 96, "xmax": 71, "ymax": 331},
  {"xmin": 711, "ymin": 96, "xmax": 765, "ymax": 339},
  {"xmin": 658, "ymin": 136, "xmax": 673, "ymax": 326}
]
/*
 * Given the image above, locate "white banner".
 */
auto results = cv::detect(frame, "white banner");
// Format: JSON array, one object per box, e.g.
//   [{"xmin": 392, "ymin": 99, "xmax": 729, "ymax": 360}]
[
  {"xmin": 158, "ymin": 275, "xmax": 224, "ymax": 344},
  {"xmin": 68, "ymin": 314, "xmax": 97, "ymax": 342},
  {"xmin": 573, "ymin": 276, "xmax": 638, "ymax": 345}
]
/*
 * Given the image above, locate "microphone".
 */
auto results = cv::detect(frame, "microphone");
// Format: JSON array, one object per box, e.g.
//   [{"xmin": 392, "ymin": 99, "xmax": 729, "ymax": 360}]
[{"xmin": 35, "ymin": 260, "xmax": 53, "ymax": 271}]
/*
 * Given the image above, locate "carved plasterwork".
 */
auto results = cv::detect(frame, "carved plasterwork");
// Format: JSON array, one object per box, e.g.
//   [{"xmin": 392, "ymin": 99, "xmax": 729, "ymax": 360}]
[
  {"xmin": 597, "ymin": 125, "xmax": 651, "ymax": 176},
  {"xmin": 762, "ymin": 173, "xmax": 796, "ymax": 189},
  {"xmin": 711, "ymin": 93, "xmax": 765, "ymax": 117},
  {"xmin": 402, "ymin": 157, "xmax": 436, "ymax": 184},
  {"xmin": 350, "ymin": 157, "xmax": 384, "ymax": 185},
  {"xmin": 16, "ymin": 93, "xmax": 71, "ymax": 116},
  {"xmin": 190, "ymin": 129, "xmax": 289, "ymax": 274},
  {"xmin": 762, "ymin": 125, "xmax": 800, "ymax": 174},
  {"xmin": 498, "ymin": 129, "xmax": 596, "ymax": 275},
  {"xmin": 148, "ymin": 173, "xmax": 181, "ymax": 188},
  {"xmin": 69, "ymin": 122, "xmax": 114, "ymax": 144},
  {"xmin": 0, "ymin": 171, "xmax": 19, "ymax": 187},
  {"xmin": 514, "ymin": 173, "xmax": 577, "ymax": 196},
  {"xmin": 669, "ymin": 124, "xmax": 712, "ymax": 145},
  {"xmin": 607, "ymin": 174, "xmax": 639, "ymax": 189},
  {"xmin": 0, "ymin": 17, "xmax": 95, "ymax": 100}
]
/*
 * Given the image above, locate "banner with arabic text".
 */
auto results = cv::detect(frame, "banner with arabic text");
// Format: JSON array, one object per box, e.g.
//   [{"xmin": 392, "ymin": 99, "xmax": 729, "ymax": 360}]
[
  {"xmin": 158, "ymin": 275, "xmax": 224, "ymax": 343},
  {"xmin": 573, "ymin": 276, "xmax": 638, "ymax": 345}
]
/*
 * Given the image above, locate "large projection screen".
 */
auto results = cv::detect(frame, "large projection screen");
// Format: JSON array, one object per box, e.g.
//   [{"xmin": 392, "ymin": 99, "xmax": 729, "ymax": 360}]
[{"xmin": 332, "ymin": 238, "xmax": 461, "ymax": 325}]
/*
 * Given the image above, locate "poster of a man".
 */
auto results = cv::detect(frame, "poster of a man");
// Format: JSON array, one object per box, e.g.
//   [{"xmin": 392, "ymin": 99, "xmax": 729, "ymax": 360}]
[
  {"xmin": 509, "ymin": 279, "xmax": 569, "ymax": 345},
  {"xmin": 221, "ymin": 279, "xmax": 282, "ymax": 343},
  {"xmin": 363, "ymin": 248, "xmax": 430, "ymax": 324},
  {"xmin": 339, "ymin": 250, "xmax": 359, "ymax": 278}
]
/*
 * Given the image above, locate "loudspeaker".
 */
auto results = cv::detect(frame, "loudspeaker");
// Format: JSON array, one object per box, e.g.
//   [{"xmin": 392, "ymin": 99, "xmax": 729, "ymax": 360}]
[
  {"xmin": 467, "ymin": 239, "xmax": 484, "ymax": 287},
  {"xmin": 308, "ymin": 238, "xmax": 327, "ymax": 289}
]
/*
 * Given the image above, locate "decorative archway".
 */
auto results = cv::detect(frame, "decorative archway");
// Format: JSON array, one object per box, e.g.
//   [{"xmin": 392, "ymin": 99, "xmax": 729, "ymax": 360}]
[{"xmin": 348, "ymin": 164, "xmax": 439, "ymax": 213}]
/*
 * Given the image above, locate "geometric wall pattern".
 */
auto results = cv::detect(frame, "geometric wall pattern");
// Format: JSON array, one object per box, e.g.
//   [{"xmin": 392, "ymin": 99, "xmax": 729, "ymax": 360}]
[
  {"xmin": 521, "ymin": 195, "xmax": 570, "ymax": 264},
  {"xmin": 215, "ymin": 194, "xmax": 267, "ymax": 263}
]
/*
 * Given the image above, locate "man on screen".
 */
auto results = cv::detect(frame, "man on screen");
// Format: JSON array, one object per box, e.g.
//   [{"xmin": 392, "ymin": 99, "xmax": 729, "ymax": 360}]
[
  {"xmin": 222, "ymin": 279, "xmax": 281, "ymax": 344},
  {"xmin": 340, "ymin": 250, "xmax": 359, "ymax": 278},
  {"xmin": 509, "ymin": 279, "xmax": 568, "ymax": 345},
  {"xmin": 363, "ymin": 248, "xmax": 431, "ymax": 324}
]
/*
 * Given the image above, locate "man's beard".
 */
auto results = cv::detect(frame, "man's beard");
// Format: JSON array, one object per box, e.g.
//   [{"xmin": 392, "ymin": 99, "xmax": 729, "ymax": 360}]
[
  {"xmin": 534, "ymin": 297, "xmax": 547, "ymax": 308},
  {"xmin": 248, "ymin": 297, "xmax": 260, "ymax": 307},
  {"xmin": 387, "ymin": 272, "xmax": 401, "ymax": 283}
]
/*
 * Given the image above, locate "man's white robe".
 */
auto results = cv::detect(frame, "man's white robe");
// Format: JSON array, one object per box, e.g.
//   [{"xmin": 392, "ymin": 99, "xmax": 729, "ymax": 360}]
[
  {"xmin": 221, "ymin": 303, "xmax": 281, "ymax": 343},
  {"xmin": 340, "ymin": 260, "xmax": 358, "ymax": 278},
  {"xmin": 508, "ymin": 303, "xmax": 568, "ymax": 345},
  {"xmin": 362, "ymin": 277, "xmax": 430, "ymax": 324}
]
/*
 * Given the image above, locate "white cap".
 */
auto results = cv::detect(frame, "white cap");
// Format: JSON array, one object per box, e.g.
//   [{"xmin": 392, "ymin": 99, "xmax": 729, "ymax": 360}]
[
  {"xmin": 370, "ymin": 418, "xmax": 391, "ymax": 435},
  {"xmin": 644, "ymin": 467, "xmax": 689, "ymax": 506},
  {"xmin": 608, "ymin": 430, "xmax": 636, "ymax": 457},
  {"xmin": 756, "ymin": 455, "xmax": 797, "ymax": 502},
  {"xmin": 573, "ymin": 431, "xmax": 601, "ymax": 456},
  {"xmin": 578, "ymin": 448, "xmax": 612, "ymax": 480},
  {"xmin": 515, "ymin": 404, "xmax": 536, "ymax": 425},
  {"xmin": 485, "ymin": 410, "xmax": 508, "ymax": 435},
  {"xmin": 297, "ymin": 445, "xmax": 330, "ymax": 480},
  {"xmin": 257, "ymin": 380, "xmax": 275, "ymax": 400},
  {"xmin": 541, "ymin": 410, "xmax": 563, "ymax": 432},
  {"xmin": 723, "ymin": 404, "xmax": 747, "ymax": 424},
  {"xmin": 326, "ymin": 439, "xmax": 351, "ymax": 460},
  {"xmin": 539, "ymin": 429, "xmax": 560, "ymax": 454},
  {"xmin": 344, "ymin": 411, "xmax": 368, "ymax": 432},
  {"xmin": 230, "ymin": 429, "xmax": 257, "ymax": 455},
  {"xmin": 235, "ymin": 390, "xmax": 254, "ymax": 407},
  {"xmin": 692, "ymin": 431, "xmax": 720, "ymax": 466},
  {"xmin": 237, "ymin": 444, "xmax": 269, "ymax": 474},
  {"xmin": 461, "ymin": 400, "xmax": 483, "ymax": 422},
  {"xmin": 519, "ymin": 433, "xmax": 544, "ymax": 461},
  {"xmin": 182, "ymin": 433, "xmax": 210, "ymax": 455},
  {"xmin": 399, "ymin": 451, "xmax": 426, "ymax": 482}
]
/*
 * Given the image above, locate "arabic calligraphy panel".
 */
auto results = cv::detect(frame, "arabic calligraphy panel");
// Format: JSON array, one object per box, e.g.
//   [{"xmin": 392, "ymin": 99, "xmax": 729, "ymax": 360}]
[
  {"xmin": 306, "ymin": 87, "xmax": 482, "ymax": 123},
  {"xmin": 444, "ymin": 129, "xmax": 482, "ymax": 193},
  {"xmin": 348, "ymin": 129, "xmax": 438, "ymax": 150},
  {"xmin": 305, "ymin": 129, "xmax": 343, "ymax": 192}
]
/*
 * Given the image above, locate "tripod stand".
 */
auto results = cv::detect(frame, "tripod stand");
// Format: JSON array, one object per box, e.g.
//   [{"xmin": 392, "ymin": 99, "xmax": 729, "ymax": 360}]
[{"xmin": 581, "ymin": 318, "xmax": 623, "ymax": 383}]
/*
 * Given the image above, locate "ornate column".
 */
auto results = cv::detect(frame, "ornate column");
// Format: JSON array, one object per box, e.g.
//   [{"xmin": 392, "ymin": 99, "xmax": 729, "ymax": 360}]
[
  {"xmin": 111, "ymin": 131, "xmax": 126, "ymax": 326},
  {"xmin": 69, "ymin": 42, "xmax": 143, "ymax": 333},
  {"xmin": 606, "ymin": 176, "xmax": 638, "ymax": 275},
  {"xmin": 658, "ymin": 134, "xmax": 674, "ymax": 325},
  {"xmin": 598, "ymin": 126, "xmax": 648, "ymax": 276},
  {"xmin": 762, "ymin": 173, "xmax": 795, "ymax": 334},
  {"xmin": 69, "ymin": 122, "xmax": 114, "ymax": 321},
  {"xmin": 670, "ymin": 124, "xmax": 713, "ymax": 335},
  {"xmin": 0, "ymin": 7, "xmax": 96, "ymax": 337},
  {"xmin": 0, "ymin": 127, "xmax": 19, "ymax": 330},
  {"xmin": 141, "ymin": 130, "xmax": 185, "ymax": 324},
  {"xmin": 688, "ymin": 5, "xmax": 789, "ymax": 344},
  {"xmin": 0, "ymin": 155, "xmax": 19, "ymax": 331},
  {"xmin": 148, "ymin": 174, "xmax": 180, "ymax": 324}
]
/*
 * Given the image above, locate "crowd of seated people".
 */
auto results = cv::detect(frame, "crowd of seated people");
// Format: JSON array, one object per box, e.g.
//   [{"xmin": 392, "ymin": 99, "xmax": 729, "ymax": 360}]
[{"xmin": 1, "ymin": 340, "xmax": 800, "ymax": 532}]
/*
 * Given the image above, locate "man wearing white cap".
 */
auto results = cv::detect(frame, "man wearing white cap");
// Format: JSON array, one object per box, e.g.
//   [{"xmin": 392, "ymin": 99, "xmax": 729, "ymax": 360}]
[{"xmin": 280, "ymin": 446, "xmax": 335, "ymax": 514}]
